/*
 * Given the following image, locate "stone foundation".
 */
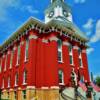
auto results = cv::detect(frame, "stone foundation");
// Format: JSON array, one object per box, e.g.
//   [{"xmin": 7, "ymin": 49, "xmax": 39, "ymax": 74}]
[{"xmin": 1, "ymin": 87, "xmax": 59, "ymax": 100}]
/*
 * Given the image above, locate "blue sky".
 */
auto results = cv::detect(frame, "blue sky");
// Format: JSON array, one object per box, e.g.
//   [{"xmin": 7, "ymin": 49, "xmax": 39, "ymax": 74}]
[{"xmin": 0, "ymin": 0, "xmax": 100, "ymax": 78}]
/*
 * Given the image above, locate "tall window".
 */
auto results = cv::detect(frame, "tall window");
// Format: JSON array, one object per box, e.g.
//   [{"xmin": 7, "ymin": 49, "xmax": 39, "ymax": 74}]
[
  {"xmin": 69, "ymin": 45, "xmax": 73, "ymax": 65},
  {"xmin": 23, "ymin": 70, "xmax": 27, "ymax": 84},
  {"xmin": 78, "ymin": 48, "xmax": 83, "ymax": 67},
  {"xmin": 15, "ymin": 73, "xmax": 18, "ymax": 86},
  {"xmin": 4, "ymin": 55, "xmax": 7, "ymax": 71},
  {"xmin": 8, "ymin": 76, "xmax": 11, "ymax": 88},
  {"xmin": 25, "ymin": 38, "xmax": 29, "ymax": 61},
  {"xmin": 22, "ymin": 90, "xmax": 26, "ymax": 99},
  {"xmin": 0, "ymin": 59, "xmax": 2, "ymax": 73},
  {"xmin": 10, "ymin": 50, "xmax": 14, "ymax": 69},
  {"xmin": 58, "ymin": 70, "xmax": 64, "ymax": 84},
  {"xmin": 57, "ymin": 40, "xmax": 63, "ymax": 62},
  {"xmin": 16, "ymin": 45, "xmax": 20, "ymax": 65},
  {"xmin": 2, "ymin": 78, "xmax": 4, "ymax": 88}
]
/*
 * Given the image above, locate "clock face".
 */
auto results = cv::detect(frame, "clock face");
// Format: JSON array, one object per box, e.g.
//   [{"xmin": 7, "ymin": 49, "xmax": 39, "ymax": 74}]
[
  {"xmin": 63, "ymin": 10, "xmax": 68, "ymax": 17},
  {"xmin": 48, "ymin": 11, "xmax": 54, "ymax": 18}
]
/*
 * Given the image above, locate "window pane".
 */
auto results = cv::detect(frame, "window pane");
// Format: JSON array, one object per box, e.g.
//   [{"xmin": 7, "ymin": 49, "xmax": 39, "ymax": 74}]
[
  {"xmin": 57, "ymin": 40, "xmax": 62, "ymax": 62},
  {"xmin": 79, "ymin": 58, "xmax": 82, "ymax": 66},
  {"xmin": 23, "ymin": 90, "xmax": 26, "ymax": 99},
  {"xmin": 17, "ymin": 45, "xmax": 20, "ymax": 64},
  {"xmin": 59, "ymin": 70, "xmax": 63, "ymax": 84},
  {"xmin": 25, "ymin": 39, "xmax": 29, "ymax": 60},
  {"xmin": 70, "ymin": 55, "xmax": 73, "ymax": 64},
  {"xmin": 10, "ymin": 50, "xmax": 14, "ymax": 68}
]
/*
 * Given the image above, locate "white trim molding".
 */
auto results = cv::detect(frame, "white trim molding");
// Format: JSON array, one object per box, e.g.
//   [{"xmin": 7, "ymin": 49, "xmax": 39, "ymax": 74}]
[
  {"xmin": 41, "ymin": 87, "xmax": 49, "ymax": 89},
  {"xmin": 73, "ymin": 46, "xmax": 79, "ymax": 50},
  {"xmin": 26, "ymin": 86, "xmax": 36, "ymax": 89},
  {"xmin": 63, "ymin": 41, "xmax": 70, "ymax": 46},
  {"xmin": 50, "ymin": 86, "xmax": 59, "ymax": 89},
  {"xmin": 29, "ymin": 35, "xmax": 38, "ymax": 40},
  {"xmin": 49, "ymin": 36, "xmax": 58, "ymax": 42},
  {"xmin": 82, "ymin": 49, "xmax": 86, "ymax": 53},
  {"xmin": 7, "ymin": 51, "xmax": 10, "ymax": 54},
  {"xmin": 42, "ymin": 39, "xmax": 48, "ymax": 43},
  {"xmin": 14, "ymin": 46, "xmax": 17, "ymax": 51},
  {"xmin": 20, "ymin": 41, "xmax": 24, "ymax": 45}
]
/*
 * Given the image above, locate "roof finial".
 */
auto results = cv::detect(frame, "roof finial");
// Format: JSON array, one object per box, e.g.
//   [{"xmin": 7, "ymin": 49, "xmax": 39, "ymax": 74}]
[{"xmin": 51, "ymin": 0, "xmax": 64, "ymax": 3}]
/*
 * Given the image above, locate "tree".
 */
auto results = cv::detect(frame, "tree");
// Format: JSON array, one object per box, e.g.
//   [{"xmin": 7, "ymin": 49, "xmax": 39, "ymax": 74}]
[{"xmin": 95, "ymin": 76, "xmax": 100, "ymax": 87}]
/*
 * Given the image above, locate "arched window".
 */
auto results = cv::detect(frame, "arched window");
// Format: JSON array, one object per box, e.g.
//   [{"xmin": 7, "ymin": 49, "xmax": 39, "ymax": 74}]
[
  {"xmin": 23, "ymin": 70, "xmax": 27, "ymax": 84},
  {"xmin": 58, "ymin": 70, "xmax": 64, "ymax": 84},
  {"xmin": 57, "ymin": 40, "xmax": 63, "ymax": 62},
  {"xmin": 15, "ymin": 73, "xmax": 18, "ymax": 86}
]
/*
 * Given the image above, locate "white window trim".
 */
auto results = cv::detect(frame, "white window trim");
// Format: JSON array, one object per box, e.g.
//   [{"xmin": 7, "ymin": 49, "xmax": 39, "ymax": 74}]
[
  {"xmin": 23, "ymin": 71, "xmax": 27, "ymax": 85},
  {"xmin": 0, "ymin": 59, "xmax": 2, "ymax": 73},
  {"xmin": 8, "ymin": 77, "xmax": 10, "ymax": 88},
  {"xmin": 24, "ymin": 39, "xmax": 29, "ymax": 62},
  {"xmin": 2, "ymin": 78, "xmax": 4, "ymax": 89},
  {"xmin": 79, "ymin": 52, "xmax": 83, "ymax": 68},
  {"xmin": 59, "ymin": 70, "xmax": 64, "ymax": 85},
  {"xmin": 69, "ymin": 46, "xmax": 74, "ymax": 65},
  {"xmin": 58, "ymin": 40, "xmax": 63, "ymax": 63},
  {"xmin": 16, "ymin": 45, "xmax": 20, "ymax": 66},
  {"xmin": 58, "ymin": 47, "xmax": 63, "ymax": 63},
  {"xmin": 4, "ymin": 55, "xmax": 7, "ymax": 71},
  {"xmin": 15, "ymin": 74, "xmax": 18, "ymax": 87},
  {"xmin": 10, "ymin": 50, "xmax": 14, "ymax": 69}
]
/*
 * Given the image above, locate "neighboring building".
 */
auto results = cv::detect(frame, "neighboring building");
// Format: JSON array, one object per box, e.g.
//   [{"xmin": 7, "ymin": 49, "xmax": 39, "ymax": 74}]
[{"xmin": 0, "ymin": 0, "xmax": 90, "ymax": 100}]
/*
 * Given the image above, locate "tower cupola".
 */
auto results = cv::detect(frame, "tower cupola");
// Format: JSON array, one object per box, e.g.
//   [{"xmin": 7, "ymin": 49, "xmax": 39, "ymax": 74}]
[{"xmin": 45, "ymin": 0, "xmax": 73, "ymax": 23}]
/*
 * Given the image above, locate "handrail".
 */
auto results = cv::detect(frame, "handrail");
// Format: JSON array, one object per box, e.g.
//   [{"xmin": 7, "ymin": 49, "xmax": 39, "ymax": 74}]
[
  {"xmin": 77, "ymin": 91, "xmax": 87, "ymax": 100},
  {"xmin": 61, "ymin": 91, "xmax": 75, "ymax": 100},
  {"xmin": 60, "ymin": 86, "xmax": 87, "ymax": 100}
]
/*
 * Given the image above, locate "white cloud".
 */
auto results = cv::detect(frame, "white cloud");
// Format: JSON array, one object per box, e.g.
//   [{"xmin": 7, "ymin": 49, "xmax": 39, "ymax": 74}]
[
  {"xmin": 0, "ymin": 0, "xmax": 20, "ymax": 21},
  {"xmin": 21, "ymin": 5, "xmax": 39, "ymax": 14},
  {"xmin": 90, "ymin": 20, "xmax": 100, "ymax": 43},
  {"xmin": 87, "ymin": 48, "xmax": 94, "ymax": 55},
  {"xmin": 83, "ymin": 18, "xmax": 94, "ymax": 36},
  {"xmin": 74, "ymin": 0, "xmax": 86, "ymax": 4}
]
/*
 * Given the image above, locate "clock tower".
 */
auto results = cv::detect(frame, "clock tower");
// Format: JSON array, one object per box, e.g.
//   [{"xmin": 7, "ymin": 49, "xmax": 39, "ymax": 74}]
[{"xmin": 45, "ymin": 0, "xmax": 73, "ymax": 23}]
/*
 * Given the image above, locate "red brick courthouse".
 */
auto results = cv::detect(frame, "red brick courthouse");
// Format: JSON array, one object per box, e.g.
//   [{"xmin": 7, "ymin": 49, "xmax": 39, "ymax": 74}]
[{"xmin": 0, "ymin": 0, "xmax": 90, "ymax": 100}]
